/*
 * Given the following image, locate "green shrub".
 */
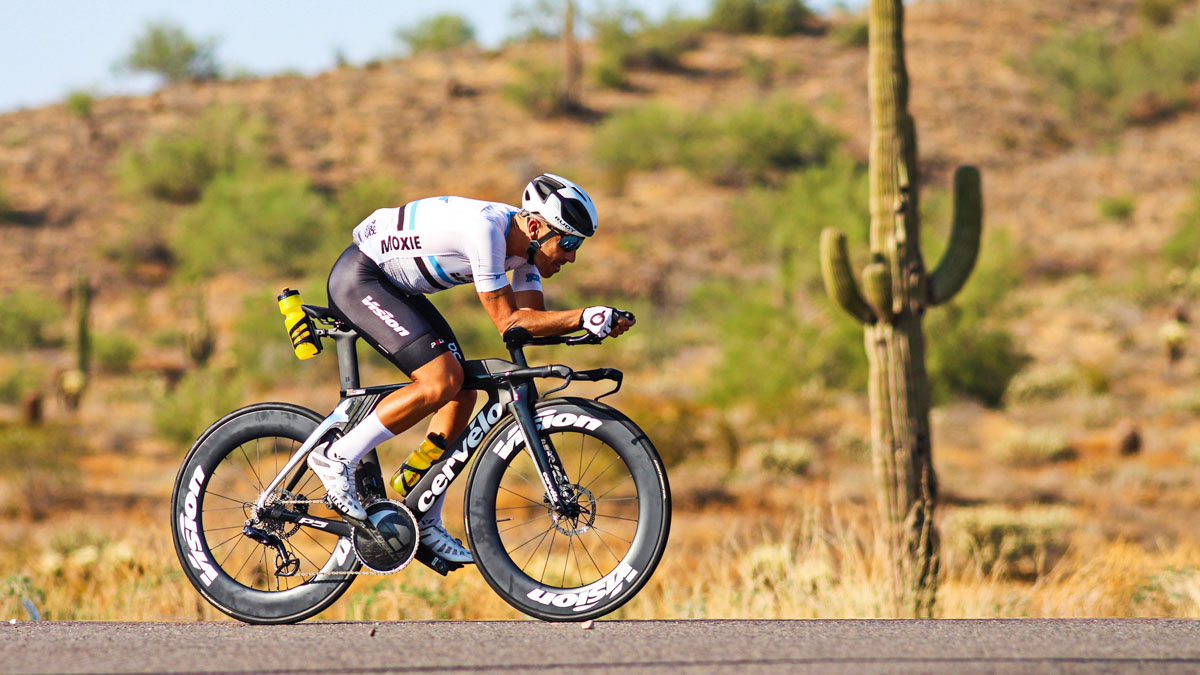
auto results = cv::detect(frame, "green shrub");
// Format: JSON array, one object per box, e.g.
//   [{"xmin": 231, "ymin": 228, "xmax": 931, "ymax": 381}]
[
  {"xmin": 93, "ymin": 334, "xmax": 138, "ymax": 374},
  {"xmin": 925, "ymin": 230, "xmax": 1030, "ymax": 407},
  {"xmin": 104, "ymin": 204, "xmax": 176, "ymax": 274},
  {"xmin": 701, "ymin": 280, "xmax": 867, "ymax": 422},
  {"xmin": 0, "ymin": 365, "xmax": 47, "ymax": 405},
  {"xmin": 64, "ymin": 90, "xmax": 95, "ymax": 119},
  {"xmin": 944, "ymin": 505, "xmax": 1073, "ymax": 578},
  {"xmin": 504, "ymin": 59, "xmax": 570, "ymax": 117},
  {"xmin": 1029, "ymin": 16, "xmax": 1200, "ymax": 132},
  {"xmin": 153, "ymin": 370, "xmax": 244, "ymax": 445},
  {"xmin": 320, "ymin": 175, "xmax": 403, "ymax": 260},
  {"xmin": 1099, "ymin": 194, "xmax": 1136, "ymax": 222},
  {"xmin": 397, "ymin": 14, "xmax": 475, "ymax": 55},
  {"xmin": 709, "ymin": 0, "xmax": 814, "ymax": 36},
  {"xmin": 831, "ymin": 17, "xmax": 869, "ymax": 48},
  {"xmin": 1138, "ymin": 0, "xmax": 1185, "ymax": 26},
  {"xmin": 594, "ymin": 97, "xmax": 841, "ymax": 185},
  {"xmin": 117, "ymin": 21, "xmax": 218, "ymax": 83},
  {"xmin": 755, "ymin": 438, "xmax": 815, "ymax": 475},
  {"xmin": 0, "ymin": 289, "xmax": 65, "ymax": 348},
  {"xmin": 116, "ymin": 105, "xmax": 274, "ymax": 203},
  {"xmin": 996, "ymin": 429, "xmax": 1076, "ymax": 466},
  {"xmin": 1162, "ymin": 178, "xmax": 1200, "ymax": 267},
  {"xmin": 734, "ymin": 154, "xmax": 870, "ymax": 292},
  {"xmin": 593, "ymin": 10, "xmax": 704, "ymax": 80},
  {"xmin": 1003, "ymin": 364, "xmax": 1084, "ymax": 405},
  {"xmin": 0, "ymin": 424, "xmax": 84, "ymax": 518},
  {"xmin": 172, "ymin": 167, "xmax": 326, "ymax": 278}
]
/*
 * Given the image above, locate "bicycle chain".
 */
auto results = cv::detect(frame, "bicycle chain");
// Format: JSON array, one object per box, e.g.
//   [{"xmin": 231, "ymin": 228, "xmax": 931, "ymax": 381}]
[{"xmin": 274, "ymin": 498, "xmax": 408, "ymax": 577}]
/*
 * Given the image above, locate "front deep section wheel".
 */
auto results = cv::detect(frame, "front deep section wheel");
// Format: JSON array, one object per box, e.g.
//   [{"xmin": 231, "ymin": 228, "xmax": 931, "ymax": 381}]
[
  {"xmin": 170, "ymin": 403, "xmax": 360, "ymax": 624},
  {"xmin": 464, "ymin": 397, "xmax": 671, "ymax": 621}
]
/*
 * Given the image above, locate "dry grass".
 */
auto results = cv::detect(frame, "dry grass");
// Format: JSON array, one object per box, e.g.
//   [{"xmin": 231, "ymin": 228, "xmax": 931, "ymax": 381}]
[{"xmin": 4, "ymin": 500, "xmax": 1199, "ymax": 622}]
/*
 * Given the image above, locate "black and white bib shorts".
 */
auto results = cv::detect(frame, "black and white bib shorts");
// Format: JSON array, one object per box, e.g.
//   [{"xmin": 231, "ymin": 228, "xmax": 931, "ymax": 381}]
[{"xmin": 326, "ymin": 245, "xmax": 465, "ymax": 376}]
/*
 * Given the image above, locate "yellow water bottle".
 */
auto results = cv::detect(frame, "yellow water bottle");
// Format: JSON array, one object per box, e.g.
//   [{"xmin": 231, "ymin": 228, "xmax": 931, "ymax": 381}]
[
  {"xmin": 391, "ymin": 434, "xmax": 447, "ymax": 496},
  {"xmin": 277, "ymin": 288, "xmax": 321, "ymax": 360}
]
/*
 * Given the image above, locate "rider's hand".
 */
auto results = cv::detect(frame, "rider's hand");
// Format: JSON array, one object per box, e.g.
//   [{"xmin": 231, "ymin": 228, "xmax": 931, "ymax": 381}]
[{"xmin": 581, "ymin": 306, "xmax": 636, "ymax": 339}]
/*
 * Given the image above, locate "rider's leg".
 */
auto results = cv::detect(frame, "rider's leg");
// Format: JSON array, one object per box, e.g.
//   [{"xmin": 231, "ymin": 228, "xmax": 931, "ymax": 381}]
[{"xmin": 329, "ymin": 353, "xmax": 464, "ymax": 464}]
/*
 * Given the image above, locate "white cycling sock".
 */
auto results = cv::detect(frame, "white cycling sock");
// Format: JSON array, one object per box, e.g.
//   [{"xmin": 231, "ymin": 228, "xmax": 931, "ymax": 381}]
[
  {"xmin": 419, "ymin": 492, "xmax": 447, "ymax": 529},
  {"xmin": 328, "ymin": 412, "xmax": 396, "ymax": 464}
]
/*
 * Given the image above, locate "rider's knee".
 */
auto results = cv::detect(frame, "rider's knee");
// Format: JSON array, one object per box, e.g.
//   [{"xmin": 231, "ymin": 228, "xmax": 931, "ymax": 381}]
[{"xmin": 413, "ymin": 357, "xmax": 463, "ymax": 408}]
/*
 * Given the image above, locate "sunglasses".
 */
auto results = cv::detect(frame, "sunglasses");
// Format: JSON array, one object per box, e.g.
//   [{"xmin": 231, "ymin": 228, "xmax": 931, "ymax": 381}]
[{"xmin": 532, "ymin": 215, "xmax": 585, "ymax": 251}]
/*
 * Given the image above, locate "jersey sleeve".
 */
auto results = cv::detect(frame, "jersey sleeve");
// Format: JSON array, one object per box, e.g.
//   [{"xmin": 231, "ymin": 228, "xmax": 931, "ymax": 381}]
[
  {"xmin": 510, "ymin": 261, "xmax": 543, "ymax": 294},
  {"xmin": 467, "ymin": 213, "xmax": 512, "ymax": 293}
]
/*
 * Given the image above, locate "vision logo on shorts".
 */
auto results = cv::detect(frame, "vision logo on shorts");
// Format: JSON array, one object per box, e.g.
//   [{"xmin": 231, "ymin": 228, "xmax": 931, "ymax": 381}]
[{"xmin": 361, "ymin": 295, "xmax": 411, "ymax": 336}]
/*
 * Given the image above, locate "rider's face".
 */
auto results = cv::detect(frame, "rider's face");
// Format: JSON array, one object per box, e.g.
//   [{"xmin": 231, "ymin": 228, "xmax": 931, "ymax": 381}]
[{"xmin": 530, "ymin": 217, "xmax": 578, "ymax": 278}]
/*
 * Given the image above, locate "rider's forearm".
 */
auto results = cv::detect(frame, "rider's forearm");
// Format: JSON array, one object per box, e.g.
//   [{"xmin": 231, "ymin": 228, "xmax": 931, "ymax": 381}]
[{"xmin": 501, "ymin": 307, "xmax": 585, "ymax": 337}]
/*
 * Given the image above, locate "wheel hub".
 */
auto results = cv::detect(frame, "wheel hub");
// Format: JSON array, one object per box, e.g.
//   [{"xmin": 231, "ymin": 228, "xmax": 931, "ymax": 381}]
[{"xmin": 552, "ymin": 484, "xmax": 597, "ymax": 536}]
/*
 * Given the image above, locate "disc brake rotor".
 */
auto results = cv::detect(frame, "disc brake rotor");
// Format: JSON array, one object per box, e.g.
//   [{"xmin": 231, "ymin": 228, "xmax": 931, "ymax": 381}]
[{"xmin": 553, "ymin": 484, "xmax": 597, "ymax": 536}]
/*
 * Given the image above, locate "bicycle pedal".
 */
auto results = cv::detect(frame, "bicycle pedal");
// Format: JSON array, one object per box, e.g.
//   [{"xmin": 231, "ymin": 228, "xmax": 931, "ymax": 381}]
[{"xmin": 414, "ymin": 546, "xmax": 464, "ymax": 576}]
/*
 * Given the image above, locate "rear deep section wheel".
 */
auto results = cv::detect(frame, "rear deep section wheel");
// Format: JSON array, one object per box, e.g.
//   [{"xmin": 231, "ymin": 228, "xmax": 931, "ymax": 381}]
[
  {"xmin": 170, "ymin": 403, "xmax": 360, "ymax": 624},
  {"xmin": 464, "ymin": 398, "xmax": 670, "ymax": 621}
]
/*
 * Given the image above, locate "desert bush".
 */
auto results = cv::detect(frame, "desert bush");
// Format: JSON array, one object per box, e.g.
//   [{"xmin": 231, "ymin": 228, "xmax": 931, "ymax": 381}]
[
  {"xmin": 0, "ymin": 288, "xmax": 65, "ymax": 348},
  {"xmin": 1162, "ymin": 178, "xmax": 1200, "ymax": 267},
  {"xmin": 996, "ymin": 428, "xmax": 1076, "ymax": 466},
  {"xmin": 754, "ymin": 438, "xmax": 816, "ymax": 476},
  {"xmin": 701, "ymin": 280, "xmax": 867, "ymax": 424},
  {"xmin": 153, "ymin": 369, "xmax": 244, "ymax": 445},
  {"xmin": 591, "ymin": 9, "xmax": 704, "ymax": 84},
  {"xmin": 1187, "ymin": 441, "xmax": 1200, "ymax": 465},
  {"xmin": 925, "ymin": 230, "xmax": 1030, "ymax": 407},
  {"xmin": 116, "ymin": 106, "xmax": 274, "ymax": 203},
  {"xmin": 64, "ymin": 90, "xmax": 95, "ymax": 120},
  {"xmin": 1029, "ymin": 15, "xmax": 1200, "ymax": 132},
  {"xmin": 117, "ymin": 21, "xmax": 218, "ymax": 83},
  {"xmin": 397, "ymin": 14, "xmax": 475, "ymax": 55},
  {"xmin": 320, "ymin": 175, "xmax": 403, "ymax": 259},
  {"xmin": 1138, "ymin": 0, "xmax": 1186, "ymax": 26},
  {"xmin": 594, "ymin": 97, "xmax": 840, "ymax": 185},
  {"xmin": 93, "ymin": 334, "xmax": 138, "ymax": 375},
  {"xmin": 1099, "ymin": 194, "xmax": 1136, "ymax": 222},
  {"xmin": 172, "ymin": 167, "xmax": 326, "ymax": 278},
  {"xmin": 1003, "ymin": 363, "xmax": 1084, "ymax": 405},
  {"xmin": 0, "ymin": 365, "xmax": 46, "ymax": 405},
  {"xmin": 735, "ymin": 154, "xmax": 869, "ymax": 292},
  {"xmin": 944, "ymin": 505, "xmax": 1073, "ymax": 578},
  {"xmin": 504, "ymin": 59, "xmax": 571, "ymax": 117},
  {"xmin": 831, "ymin": 16, "xmax": 869, "ymax": 48},
  {"xmin": 709, "ymin": 0, "xmax": 814, "ymax": 36},
  {"xmin": 0, "ymin": 424, "xmax": 84, "ymax": 518}
]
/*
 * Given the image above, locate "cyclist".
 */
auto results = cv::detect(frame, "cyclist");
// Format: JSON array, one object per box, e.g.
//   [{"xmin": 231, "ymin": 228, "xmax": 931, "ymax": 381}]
[{"xmin": 307, "ymin": 174, "xmax": 635, "ymax": 564}]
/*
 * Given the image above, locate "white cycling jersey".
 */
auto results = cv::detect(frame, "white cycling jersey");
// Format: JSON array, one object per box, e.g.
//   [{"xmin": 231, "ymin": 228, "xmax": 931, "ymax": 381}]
[{"xmin": 352, "ymin": 196, "xmax": 542, "ymax": 296}]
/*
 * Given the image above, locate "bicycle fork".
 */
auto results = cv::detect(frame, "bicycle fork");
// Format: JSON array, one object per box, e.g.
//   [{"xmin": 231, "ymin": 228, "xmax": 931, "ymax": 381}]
[{"xmin": 508, "ymin": 380, "xmax": 578, "ymax": 516}]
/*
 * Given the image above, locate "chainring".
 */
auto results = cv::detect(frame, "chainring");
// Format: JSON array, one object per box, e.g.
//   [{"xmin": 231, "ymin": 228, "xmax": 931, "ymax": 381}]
[{"xmin": 352, "ymin": 499, "xmax": 420, "ymax": 573}]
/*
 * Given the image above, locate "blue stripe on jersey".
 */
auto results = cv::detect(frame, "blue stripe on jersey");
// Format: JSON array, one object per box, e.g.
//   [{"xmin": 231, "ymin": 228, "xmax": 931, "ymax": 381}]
[
  {"xmin": 403, "ymin": 201, "xmax": 418, "ymax": 231},
  {"xmin": 426, "ymin": 256, "xmax": 454, "ymax": 286}
]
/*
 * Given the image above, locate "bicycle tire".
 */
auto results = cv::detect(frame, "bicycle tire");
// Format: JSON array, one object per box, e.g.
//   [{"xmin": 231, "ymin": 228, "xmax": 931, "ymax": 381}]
[
  {"xmin": 170, "ymin": 403, "xmax": 360, "ymax": 624},
  {"xmin": 464, "ymin": 397, "xmax": 670, "ymax": 621}
]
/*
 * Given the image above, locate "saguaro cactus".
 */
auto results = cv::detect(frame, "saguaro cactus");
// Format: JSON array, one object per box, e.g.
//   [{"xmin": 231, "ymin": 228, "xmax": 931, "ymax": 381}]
[{"xmin": 819, "ymin": 0, "xmax": 982, "ymax": 617}]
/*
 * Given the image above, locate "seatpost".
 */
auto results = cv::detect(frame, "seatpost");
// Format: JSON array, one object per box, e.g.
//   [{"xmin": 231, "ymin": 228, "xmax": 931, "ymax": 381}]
[{"xmin": 328, "ymin": 329, "xmax": 361, "ymax": 391}]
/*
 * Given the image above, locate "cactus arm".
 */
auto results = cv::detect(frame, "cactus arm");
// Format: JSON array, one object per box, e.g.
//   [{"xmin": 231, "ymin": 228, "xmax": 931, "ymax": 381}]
[
  {"xmin": 820, "ymin": 227, "xmax": 877, "ymax": 324},
  {"xmin": 927, "ymin": 165, "xmax": 982, "ymax": 305},
  {"xmin": 862, "ymin": 261, "xmax": 894, "ymax": 324}
]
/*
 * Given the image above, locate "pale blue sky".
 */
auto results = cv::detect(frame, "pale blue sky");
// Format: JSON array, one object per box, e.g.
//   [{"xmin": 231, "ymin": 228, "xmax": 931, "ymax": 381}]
[{"xmin": 0, "ymin": 0, "xmax": 855, "ymax": 113}]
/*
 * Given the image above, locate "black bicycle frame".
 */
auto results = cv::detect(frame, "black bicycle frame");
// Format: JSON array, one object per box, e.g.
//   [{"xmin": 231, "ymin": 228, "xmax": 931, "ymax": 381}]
[{"xmin": 256, "ymin": 321, "xmax": 584, "ymax": 549}]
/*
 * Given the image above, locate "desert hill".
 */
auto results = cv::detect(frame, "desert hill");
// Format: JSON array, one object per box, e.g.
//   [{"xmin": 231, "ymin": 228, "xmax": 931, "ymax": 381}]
[{"xmin": 2, "ymin": 0, "xmax": 1200, "ymax": 621}]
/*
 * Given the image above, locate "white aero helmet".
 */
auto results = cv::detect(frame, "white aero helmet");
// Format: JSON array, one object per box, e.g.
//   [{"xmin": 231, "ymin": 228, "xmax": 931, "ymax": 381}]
[{"xmin": 522, "ymin": 173, "xmax": 598, "ymax": 238}]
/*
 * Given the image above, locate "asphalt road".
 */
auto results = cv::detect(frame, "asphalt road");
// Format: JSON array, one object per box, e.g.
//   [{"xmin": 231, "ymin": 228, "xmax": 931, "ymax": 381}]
[{"xmin": 3, "ymin": 619, "xmax": 1199, "ymax": 674}]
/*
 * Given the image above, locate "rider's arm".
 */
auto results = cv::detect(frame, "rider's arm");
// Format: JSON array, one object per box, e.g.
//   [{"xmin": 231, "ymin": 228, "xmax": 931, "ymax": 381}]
[
  {"xmin": 514, "ymin": 290, "xmax": 546, "ymax": 311},
  {"xmin": 478, "ymin": 286, "xmax": 583, "ymax": 337}
]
